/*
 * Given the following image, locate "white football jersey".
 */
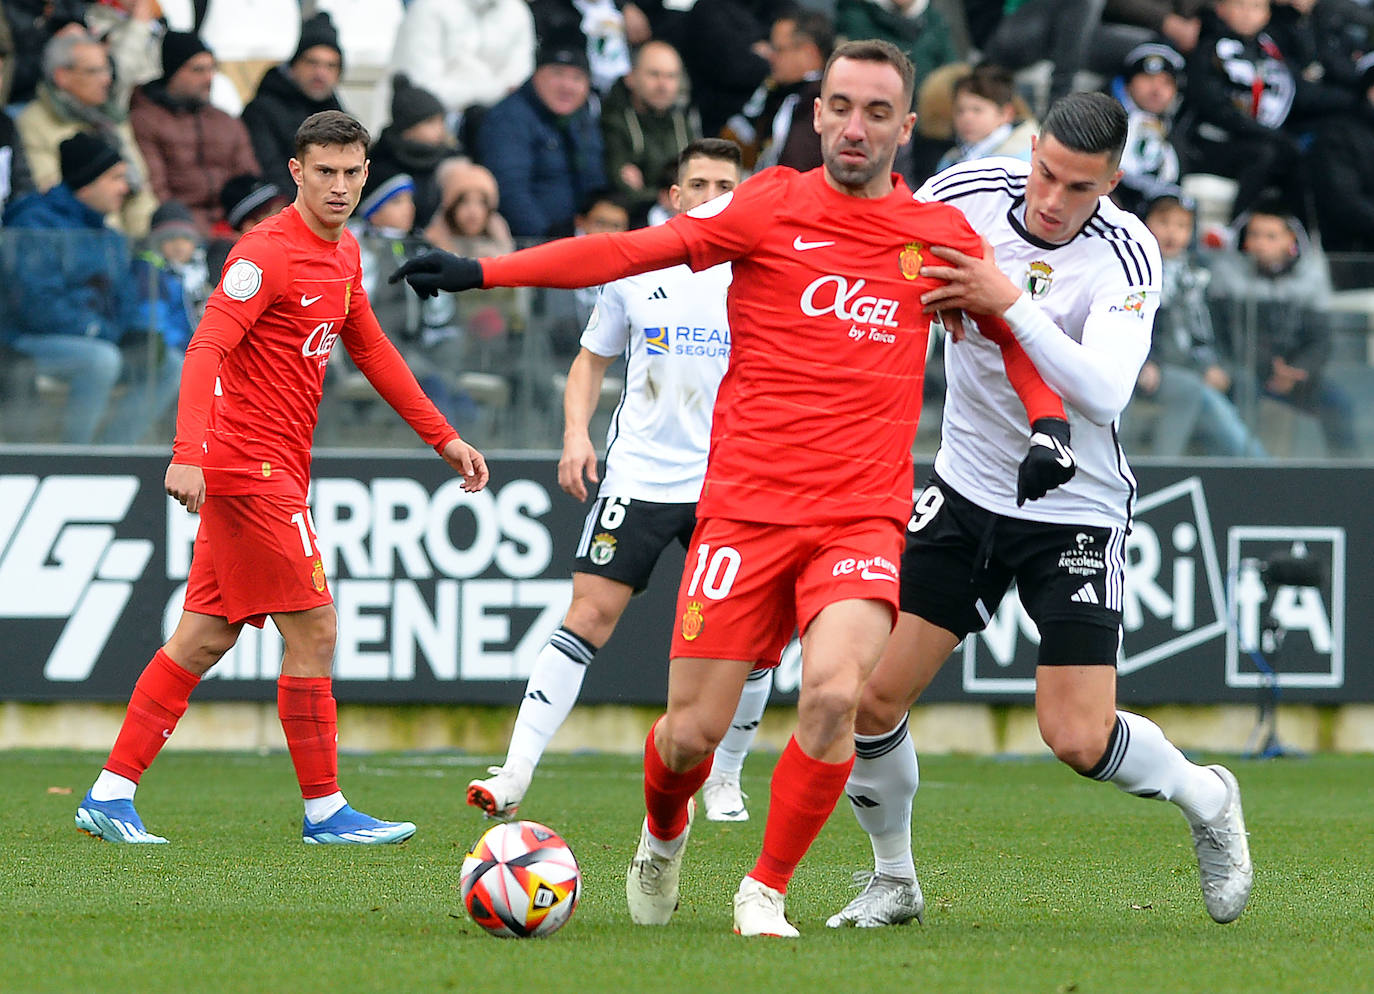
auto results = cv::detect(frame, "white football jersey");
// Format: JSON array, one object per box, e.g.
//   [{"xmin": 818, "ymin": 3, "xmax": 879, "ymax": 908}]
[
  {"xmin": 580, "ymin": 262, "xmax": 732, "ymax": 503},
  {"xmin": 916, "ymin": 157, "xmax": 1161, "ymax": 529}
]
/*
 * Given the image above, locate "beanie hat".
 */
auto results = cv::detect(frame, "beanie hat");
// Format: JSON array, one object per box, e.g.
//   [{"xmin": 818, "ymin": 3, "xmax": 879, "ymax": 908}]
[
  {"xmin": 149, "ymin": 200, "xmax": 200, "ymax": 243},
  {"xmin": 1124, "ymin": 43, "xmax": 1184, "ymax": 81},
  {"xmin": 390, "ymin": 73, "xmax": 446, "ymax": 134},
  {"xmin": 292, "ymin": 11, "xmax": 343, "ymax": 69},
  {"xmin": 359, "ymin": 159, "xmax": 416, "ymax": 221},
  {"xmin": 536, "ymin": 35, "xmax": 590, "ymax": 76},
  {"xmin": 444, "ymin": 159, "xmax": 500, "ymax": 211},
  {"xmin": 160, "ymin": 30, "xmax": 212, "ymax": 82},
  {"xmin": 220, "ymin": 174, "xmax": 286, "ymax": 228},
  {"xmin": 60, "ymin": 132, "xmax": 123, "ymax": 191}
]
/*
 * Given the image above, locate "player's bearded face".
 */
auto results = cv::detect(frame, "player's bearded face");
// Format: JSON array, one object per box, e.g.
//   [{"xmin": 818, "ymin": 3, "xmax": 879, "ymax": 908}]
[
  {"xmin": 815, "ymin": 58, "xmax": 915, "ymax": 193},
  {"xmin": 291, "ymin": 142, "xmax": 368, "ymax": 230}
]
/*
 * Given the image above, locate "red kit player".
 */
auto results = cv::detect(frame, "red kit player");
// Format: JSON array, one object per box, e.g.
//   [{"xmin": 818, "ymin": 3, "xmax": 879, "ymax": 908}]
[
  {"xmin": 75, "ymin": 111, "xmax": 488, "ymax": 846},
  {"xmin": 395, "ymin": 41, "xmax": 1071, "ymax": 933}
]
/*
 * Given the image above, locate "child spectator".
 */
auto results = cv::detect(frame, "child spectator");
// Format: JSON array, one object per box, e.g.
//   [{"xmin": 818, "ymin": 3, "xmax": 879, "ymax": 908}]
[
  {"xmin": 425, "ymin": 158, "xmax": 516, "ymax": 257},
  {"xmin": 132, "ymin": 200, "xmax": 209, "ymax": 355},
  {"xmin": 936, "ymin": 64, "xmax": 1035, "ymax": 171},
  {"xmin": 1208, "ymin": 198, "xmax": 1359, "ymax": 454},
  {"xmin": 1110, "ymin": 43, "xmax": 1184, "ymax": 215},
  {"xmin": 205, "ymin": 173, "xmax": 289, "ymax": 283},
  {"xmin": 1125, "ymin": 191, "xmax": 1265, "ymax": 456}
]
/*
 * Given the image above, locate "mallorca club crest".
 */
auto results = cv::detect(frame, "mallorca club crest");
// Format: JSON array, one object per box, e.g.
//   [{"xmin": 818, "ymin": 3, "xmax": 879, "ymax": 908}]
[
  {"xmin": 681, "ymin": 600, "xmax": 705, "ymax": 641},
  {"xmin": 311, "ymin": 559, "xmax": 327, "ymax": 592},
  {"xmin": 899, "ymin": 241, "xmax": 924, "ymax": 280},
  {"xmin": 343, "ymin": 281, "xmax": 353, "ymax": 316},
  {"xmin": 1024, "ymin": 261, "xmax": 1054, "ymax": 300},
  {"xmin": 589, "ymin": 532, "xmax": 617, "ymax": 566}
]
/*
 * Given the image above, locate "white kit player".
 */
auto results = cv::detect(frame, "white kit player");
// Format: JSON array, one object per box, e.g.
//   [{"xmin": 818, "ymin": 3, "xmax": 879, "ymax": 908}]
[
  {"xmin": 829, "ymin": 94, "xmax": 1253, "ymax": 928},
  {"xmin": 467, "ymin": 139, "xmax": 772, "ymax": 822}
]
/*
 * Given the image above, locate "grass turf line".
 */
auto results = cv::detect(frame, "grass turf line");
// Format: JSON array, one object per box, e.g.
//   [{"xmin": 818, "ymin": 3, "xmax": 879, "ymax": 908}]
[{"xmin": 4, "ymin": 751, "xmax": 1373, "ymax": 994}]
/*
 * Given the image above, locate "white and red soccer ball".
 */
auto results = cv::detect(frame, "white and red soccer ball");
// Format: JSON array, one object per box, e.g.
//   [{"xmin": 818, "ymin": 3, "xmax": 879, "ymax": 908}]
[{"xmin": 460, "ymin": 821, "xmax": 582, "ymax": 938}]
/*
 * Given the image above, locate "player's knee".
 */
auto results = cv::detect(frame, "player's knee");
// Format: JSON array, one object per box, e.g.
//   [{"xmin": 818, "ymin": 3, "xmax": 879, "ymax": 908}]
[
  {"xmin": 562, "ymin": 597, "xmax": 618, "ymax": 647},
  {"xmin": 799, "ymin": 678, "xmax": 862, "ymax": 731},
  {"xmin": 856, "ymin": 679, "xmax": 908, "ymax": 734},
  {"xmin": 1041, "ymin": 724, "xmax": 1110, "ymax": 774},
  {"xmin": 657, "ymin": 712, "xmax": 723, "ymax": 769}
]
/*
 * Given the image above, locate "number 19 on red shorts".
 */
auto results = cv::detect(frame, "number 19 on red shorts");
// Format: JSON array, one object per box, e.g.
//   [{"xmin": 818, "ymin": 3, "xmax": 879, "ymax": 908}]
[{"xmin": 668, "ymin": 516, "xmax": 903, "ymax": 666}]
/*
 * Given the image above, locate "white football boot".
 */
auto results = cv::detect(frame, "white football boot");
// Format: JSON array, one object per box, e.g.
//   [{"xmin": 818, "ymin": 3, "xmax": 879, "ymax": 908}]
[
  {"xmin": 826, "ymin": 871, "xmax": 925, "ymax": 927},
  {"xmin": 626, "ymin": 799, "xmax": 695, "ymax": 925},
  {"xmin": 701, "ymin": 772, "xmax": 749, "ymax": 822},
  {"xmin": 466, "ymin": 761, "xmax": 532, "ymax": 819},
  {"xmin": 732, "ymin": 876, "xmax": 799, "ymax": 937},
  {"xmin": 1187, "ymin": 765, "xmax": 1253, "ymax": 923}
]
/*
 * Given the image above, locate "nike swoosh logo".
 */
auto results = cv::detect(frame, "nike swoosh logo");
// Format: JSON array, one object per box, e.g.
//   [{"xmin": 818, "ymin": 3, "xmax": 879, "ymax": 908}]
[
  {"xmin": 793, "ymin": 236, "xmax": 835, "ymax": 251},
  {"xmin": 859, "ymin": 568, "xmax": 897, "ymax": 582},
  {"xmin": 301, "ymin": 294, "xmax": 323, "ymax": 306},
  {"xmin": 161, "ymin": 729, "xmax": 172, "ymax": 738}
]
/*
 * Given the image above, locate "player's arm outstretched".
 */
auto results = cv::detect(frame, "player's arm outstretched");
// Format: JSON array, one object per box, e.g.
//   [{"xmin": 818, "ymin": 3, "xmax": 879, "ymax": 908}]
[{"xmin": 559, "ymin": 348, "xmax": 618, "ymax": 502}]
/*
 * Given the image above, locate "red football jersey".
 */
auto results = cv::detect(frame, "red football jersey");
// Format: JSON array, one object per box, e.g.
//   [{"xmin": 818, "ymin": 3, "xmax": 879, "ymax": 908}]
[
  {"xmin": 666, "ymin": 167, "xmax": 982, "ymax": 527},
  {"xmin": 173, "ymin": 205, "xmax": 455, "ymax": 496}
]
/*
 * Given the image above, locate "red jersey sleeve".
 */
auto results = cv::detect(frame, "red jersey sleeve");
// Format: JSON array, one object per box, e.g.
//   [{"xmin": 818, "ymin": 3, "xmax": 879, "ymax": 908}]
[
  {"xmin": 480, "ymin": 224, "xmax": 689, "ymax": 288},
  {"xmin": 202, "ymin": 231, "xmax": 291, "ymax": 332},
  {"xmin": 341, "ymin": 299, "xmax": 461, "ymax": 453},
  {"xmin": 932, "ymin": 204, "xmax": 1066, "ymax": 425},
  {"xmin": 170, "ymin": 309, "xmax": 245, "ymax": 466},
  {"xmin": 664, "ymin": 167, "xmax": 780, "ymax": 271}
]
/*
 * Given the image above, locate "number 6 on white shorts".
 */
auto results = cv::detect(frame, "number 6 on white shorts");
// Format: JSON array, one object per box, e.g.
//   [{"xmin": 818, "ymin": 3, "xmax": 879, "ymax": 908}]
[{"xmin": 686, "ymin": 544, "xmax": 742, "ymax": 599}]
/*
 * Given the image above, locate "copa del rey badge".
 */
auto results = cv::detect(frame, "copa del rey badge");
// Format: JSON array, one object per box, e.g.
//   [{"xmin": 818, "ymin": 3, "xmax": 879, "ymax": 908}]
[
  {"xmin": 681, "ymin": 600, "xmax": 704, "ymax": 641},
  {"xmin": 899, "ymin": 242, "xmax": 924, "ymax": 280}
]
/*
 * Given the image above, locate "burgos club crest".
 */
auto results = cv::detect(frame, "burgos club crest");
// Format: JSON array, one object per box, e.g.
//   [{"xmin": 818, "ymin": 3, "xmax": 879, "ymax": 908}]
[
  {"xmin": 1024, "ymin": 261, "xmax": 1053, "ymax": 300},
  {"xmin": 589, "ymin": 532, "xmax": 617, "ymax": 566},
  {"xmin": 899, "ymin": 241, "xmax": 924, "ymax": 280},
  {"xmin": 682, "ymin": 600, "xmax": 705, "ymax": 641}
]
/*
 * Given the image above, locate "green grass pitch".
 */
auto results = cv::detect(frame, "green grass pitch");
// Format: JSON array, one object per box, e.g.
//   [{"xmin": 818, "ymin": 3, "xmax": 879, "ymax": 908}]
[{"xmin": 5, "ymin": 749, "xmax": 1373, "ymax": 994}]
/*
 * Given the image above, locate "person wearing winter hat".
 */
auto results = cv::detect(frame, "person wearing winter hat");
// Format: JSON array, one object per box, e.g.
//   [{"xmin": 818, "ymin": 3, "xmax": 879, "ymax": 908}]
[
  {"xmin": 1108, "ymin": 42, "xmax": 1184, "ymax": 216},
  {"xmin": 134, "ymin": 200, "xmax": 210, "ymax": 356},
  {"xmin": 475, "ymin": 33, "xmax": 605, "ymax": 237},
  {"xmin": 205, "ymin": 173, "xmax": 289, "ymax": 278},
  {"xmin": 3, "ymin": 133, "xmax": 181, "ymax": 444},
  {"xmin": 241, "ymin": 11, "xmax": 344, "ymax": 195},
  {"xmin": 426, "ymin": 157, "xmax": 515, "ymax": 257},
  {"xmin": 1309, "ymin": 53, "xmax": 1374, "ymax": 253},
  {"xmin": 366, "ymin": 73, "xmax": 457, "ymax": 231},
  {"xmin": 129, "ymin": 31, "xmax": 262, "ymax": 234}
]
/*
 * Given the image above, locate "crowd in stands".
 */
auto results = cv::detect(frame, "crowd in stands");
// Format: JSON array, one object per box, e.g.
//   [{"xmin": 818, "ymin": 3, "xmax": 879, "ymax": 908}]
[{"xmin": 1, "ymin": 0, "xmax": 1373, "ymax": 456}]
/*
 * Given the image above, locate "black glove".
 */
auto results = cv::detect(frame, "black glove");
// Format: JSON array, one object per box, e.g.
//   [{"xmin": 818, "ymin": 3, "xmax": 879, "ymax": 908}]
[
  {"xmin": 1017, "ymin": 417, "xmax": 1076, "ymax": 506},
  {"xmin": 389, "ymin": 251, "xmax": 483, "ymax": 298}
]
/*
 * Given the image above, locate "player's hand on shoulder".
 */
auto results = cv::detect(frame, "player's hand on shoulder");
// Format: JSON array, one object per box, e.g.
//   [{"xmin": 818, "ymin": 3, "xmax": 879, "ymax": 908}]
[
  {"xmin": 164, "ymin": 462, "xmax": 207, "ymax": 513},
  {"xmin": 389, "ymin": 251, "xmax": 483, "ymax": 298},
  {"xmin": 557, "ymin": 433, "xmax": 599, "ymax": 502},
  {"xmin": 1017, "ymin": 417, "xmax": 1076, "ymax": 507},
  {"xmin": 441, "ymin": 438, "xmax": 490, "ymax": 492}
]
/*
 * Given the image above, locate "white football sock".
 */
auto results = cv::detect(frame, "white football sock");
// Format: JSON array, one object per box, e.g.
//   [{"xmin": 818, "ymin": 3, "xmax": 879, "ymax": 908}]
[
  {"xmin": 90, "ymin": 770, "xmax": 137, "ymax": 802},
  {"xmin": 504, "ymin": 628, "xmax": 596, "ymax": 771},
  {"xmin": 846, "ymin": 716, "xmax": 919, "ymax": 881},
  {"xmin": 711, "ymin": 668, "xmax": 773, "ymax": 778},
  {"xmin": 304, "ymin": 791, "xmax": 347, "ymax": 824},
  {"xmin": 1087, "ymin": 711, "xmax": 1227, "ymax": 824},
  {"xmin": 646, "ymin": 823, "xmax": 689, "ymax": 859}
]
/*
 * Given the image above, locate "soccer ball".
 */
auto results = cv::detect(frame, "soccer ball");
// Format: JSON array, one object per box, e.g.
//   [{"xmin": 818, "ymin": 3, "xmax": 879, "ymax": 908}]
[{"xmin": 460, "ymin": 820, "xmax": 582, "ymax": 938}]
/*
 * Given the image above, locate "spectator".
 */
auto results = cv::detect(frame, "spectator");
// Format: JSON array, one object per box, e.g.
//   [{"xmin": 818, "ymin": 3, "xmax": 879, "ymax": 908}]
[
  {"xmin": 368, "ymin": 74, "xmax": 456, "ymax": 235},
  {"xmin": 1110, "ymin": 42, "xmax": 1184, "ymax": 214},
  {"xmin": 1, "ymin": 46, "xmax": 35, "ymax": 218},
  {"xmin": 644, "ymin": 158, "xmax": 679, "ymax": 226},
  {"xmin": 1124, "ymin": 191, "xmax": 1265, "ymax": 456},
  {"xmin": 678, "ymin": 0, "xmax": 778, "ymax": 136},
  {"xmin": 84, "ymin": 0, "xmax": 163, "ymax": 112},
  {"xmin": 903, "ymin": 60, "xmax": 966, "ymax": 185},
  {"xmin": 1101, "ymin": 0, "xmax": 1205, "ymax": 55},
  {"xmin": 3, "ymin": 0, "xmax": 87, "ymax": 106},
  {"xmin": 205, "ymin": 173, "xmax": 290, "ymax": 283},
  {"xmin": 936, "ymin": 62, "xmax": 1036, "ymax": 170},
  {"xmin": 1178, "ymin": 0, "xmax": 1304, "ymax": 221},
  {"xmin": 602, "ymin": 41, "xmax": 701, "ymax": 221},
  {"xmin": 425, "ymin": 158, "xmax": 516, "ymax": 257},
  {"xmin": 1267, "ymin": 0, "xmax": 1372, "ymax": 109},
  {"xmin": 1309, "ymin": 53, "xmax": 1374, "ymax": 253},
  {"xmin": 476, "ymin": 39, "xmax": 605, "ymax": 239},
  {"xmin": 725, "ymin": 8, "xmax": 831, "ymax": 170},
  {"xmin": 132, "ymin": 200, "xmax": 207, "ymax": 355},
  {"xmin": 1208, "ymin": 198, "xmax": 1359, "ymax": 455},
  {"xmin": 16, "ymin": 31, "xmax": 159, "ymax": 236},
  {"xmin": 195, "ymin": 0, "xmax": 303, "ymax": 106},
  {"xmin": 375, "ymin": 0, "xmax": 535, "ymax": 136},
  {"xmin": 964, "ymin": 0, "xmax": 1110, "ymax": 113},
  {"xmin": 528, "ymin": 0, "xmax": 635, "ymax": 95},
  {"xmin": 241, "ymin": 11, "xmax": 345, "ymax": 195},
  {"xmin": 0, "ymin": 6, "xmax": 15, "ymax": 104},
  {"xmin": 834, "ymin": 0, "xmax": 963, "ymax": 97},
  {"xmin": 129, "ymin": 31, "xmax": 261, "ymax": 235},
  {"xmin": 2, "ymin": 133, "xmax": 181, "ymax": 444}
]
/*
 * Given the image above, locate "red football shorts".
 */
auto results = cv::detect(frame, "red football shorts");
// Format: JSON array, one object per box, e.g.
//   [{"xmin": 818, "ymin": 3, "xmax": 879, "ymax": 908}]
[
  {"xmin": 183, "ymin": 493, "xmax": 332, "ymax": 627},
  {"xmin": 668, "ymin": 517, "xmax": 903, "ymax": 667}
]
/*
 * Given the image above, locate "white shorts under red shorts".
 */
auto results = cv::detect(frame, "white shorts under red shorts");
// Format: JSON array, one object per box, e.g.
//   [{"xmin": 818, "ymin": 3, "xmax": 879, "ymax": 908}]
[
  {"xmin": 183, "ymin": 493, "xmax": 332, "ymax": 627},
  {"xmin": 668, "ymin": 516, "xmax": 903, "ymax": 667}
]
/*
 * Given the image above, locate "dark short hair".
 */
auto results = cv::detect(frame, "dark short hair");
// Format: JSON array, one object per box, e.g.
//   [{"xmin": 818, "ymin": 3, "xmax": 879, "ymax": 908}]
[
  {"xmin": 677, "ymin": 137, "xmax": 742, "ymax": 182},
  {"xmin": 294, "ymin": 110, "xmax": 370, "ymax": 160},
  {"xmin": 777, "ymin": 8, "xmax": 836, "ymax": 62},
  {"xmin": 822, "ymin": 39, "xmax": 916, "ymax": 110},
  {"xmin": 577, "ymin": 186, "xmax": 632, "ymax": 216},
  {"xmin": 1040, "ymin": 92, "xmax": 1129, "ymax": 166},
  {"xmin": 953, "ymin": 63, "xmax": 1016, "ymax": 108}
]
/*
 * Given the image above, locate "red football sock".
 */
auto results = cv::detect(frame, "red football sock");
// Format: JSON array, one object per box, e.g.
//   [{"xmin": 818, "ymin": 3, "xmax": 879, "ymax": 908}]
[
  {"xmin": 278, "ymin": 675, "xmax": 340, "ymax": 800},
  {"xmin": 749, "ymin": 735, "xmax": 854, "ymax": 894},
  {"xmin": 105, "ymin": 649, "xmax": 200, "ymax": 782},
  {"xmin": 643, "ymin": 717, "xmax": 712, "ymax": 841}
]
